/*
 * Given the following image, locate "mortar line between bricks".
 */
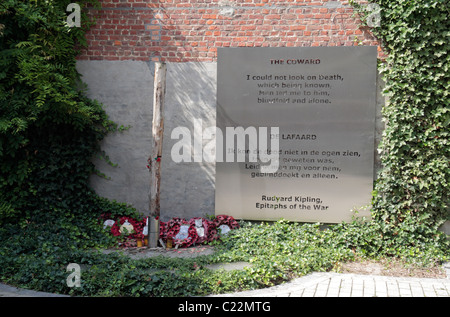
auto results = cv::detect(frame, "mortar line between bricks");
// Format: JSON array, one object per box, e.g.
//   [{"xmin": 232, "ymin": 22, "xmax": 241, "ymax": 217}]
[
  {"xmin": 338, "ymin": 277, "xmax": 343, "ymax": 297},
  {"xmin": 313, "ymin": 280, "xmax": 319, "ymax": 297},
  {"xmin": 416, "ymin": 282, "xmax": 425, "ymax": 297},
  {"xmin": 395, "ymin": 279, "xmax": 400, "ymax": 298},
  {"xmin": 362, "ymin": 277, "xmax": 370, "ymax": 297},
  {"xmin": 299, "ymin": 288, "xmax": 304, "ymax": 297},
  {"xmin": 324, "ymin": 277, "xmax": 331, "ymax": 297},
  {"xmin": 434, "ymin": 282, "xmax": 450, "ymax": 297},
  {"xmin": 350, "ymin": 277, "xmax": 353, "ymax": 297},
  {"xmin": 408, "ymin": 281, "xmax": 413, "ymax": 297},
  {"xmin": 372, "ymin": 280, "xmax": 377, "ymax": 297},
  {"xmin": 431, "ymin": 283, "xmax": 437, "ymax": 297},
  {"xmin": 88, "ymin": 4, "xmax": 352, "ymax": 12}
]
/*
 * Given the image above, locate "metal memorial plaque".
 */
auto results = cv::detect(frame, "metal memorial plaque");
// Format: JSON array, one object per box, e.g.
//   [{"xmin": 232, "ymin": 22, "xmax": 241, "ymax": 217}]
[{"xmin": 215, "ymin": 47, "xmax": 377, "ymax": 223}]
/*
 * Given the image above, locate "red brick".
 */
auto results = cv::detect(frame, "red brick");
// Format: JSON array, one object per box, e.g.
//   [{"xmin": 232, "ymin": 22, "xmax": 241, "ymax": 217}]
[
  {"xmin": 77, "ymin": 0, "xmax": 383, "ymax": 62},
  {"xmin": 290, "ymin": 25, "xmax": 306, "ymax": 31}
]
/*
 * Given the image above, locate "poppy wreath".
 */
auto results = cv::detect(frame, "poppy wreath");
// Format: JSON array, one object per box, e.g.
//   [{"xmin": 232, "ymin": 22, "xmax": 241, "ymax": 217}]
[
  {"xmin": 159, "ymin": 220, "xmax": 167, "ymax": 240},
  {"xmin": 164, "ymin": 217, "xmax": 198, "ymax": 248},
  {"xmin": 189, "ymin": 217, "xmax": 216, "ymax": 244},
  {"xmin": 99, "ymin": 212, "xmax": 113, "ymax": 222},
  {"xmin": 110, "ymin": 216, "xmax": 146, "ymax": 239},
  {"xmin": 213, "ymin": 214, "xmax": 240, "ymax": 239}
]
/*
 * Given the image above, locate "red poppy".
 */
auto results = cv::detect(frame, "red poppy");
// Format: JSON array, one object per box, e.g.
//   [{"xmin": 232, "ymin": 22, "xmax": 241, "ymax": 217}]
[
  {"xmin": 110, "ymin": 216, "xmax": 146, "ymax": 240},
  {"xmin": 189, "ymin": 217, "xmax": 216, "ymax": 244},
  {"xmin": 162, "ymin": 217, "xmax": 198, "ymax": 248}
]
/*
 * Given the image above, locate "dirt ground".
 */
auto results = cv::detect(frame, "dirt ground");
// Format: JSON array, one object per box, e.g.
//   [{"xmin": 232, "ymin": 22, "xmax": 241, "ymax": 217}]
[{"xmin": 336, "ymin": 258, "xmax": 447, "ymax": 279}]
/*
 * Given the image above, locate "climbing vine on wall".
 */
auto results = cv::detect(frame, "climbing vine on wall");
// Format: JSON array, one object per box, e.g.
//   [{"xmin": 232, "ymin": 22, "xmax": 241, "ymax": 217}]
[
  {"xmin": 0, "ymin": 0, "xmax": 136, "ymax": 236},
  {"xmin": 351, "ymin": 0, "xmax": 449, "ymax": 242}
]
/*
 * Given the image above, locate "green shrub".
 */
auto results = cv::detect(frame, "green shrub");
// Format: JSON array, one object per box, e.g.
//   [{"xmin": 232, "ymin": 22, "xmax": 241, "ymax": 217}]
[
  {"xmin": 0, "ymin": 0, "xmax": 139, "ymax": 287},
  {"xmin": 351, "ymin": 0, "xmax": 449, "ymax": 242}
]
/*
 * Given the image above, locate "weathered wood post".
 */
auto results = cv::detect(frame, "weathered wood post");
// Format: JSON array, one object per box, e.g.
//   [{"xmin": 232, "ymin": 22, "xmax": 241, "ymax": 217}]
[{"xmin": 148, "ymin": 61, "xmax": 166, "ymax": 248}]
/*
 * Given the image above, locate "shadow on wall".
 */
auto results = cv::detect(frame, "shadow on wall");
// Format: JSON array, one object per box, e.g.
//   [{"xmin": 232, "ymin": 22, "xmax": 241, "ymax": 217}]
[
  {"xmin": 76, "ymin": 60, "xmax": 218, "ymax": 220},
  {"xmin": 161, "ymin": 61, "xmax": 217, "ymax": 221}
]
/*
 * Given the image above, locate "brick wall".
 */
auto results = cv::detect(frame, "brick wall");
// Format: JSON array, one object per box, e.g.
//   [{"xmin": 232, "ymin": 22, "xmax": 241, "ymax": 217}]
[{"xmin": 77, "ymin": 0, "xmax": 383, "ymax": 62}]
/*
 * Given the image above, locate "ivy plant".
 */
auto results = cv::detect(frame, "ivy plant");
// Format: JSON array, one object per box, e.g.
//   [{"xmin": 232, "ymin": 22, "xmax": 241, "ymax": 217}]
[
  {"xmin": 0, "ymin": 0, "xmax": 142, "ymax": 249},
  {"xmin": 350, "ymin": 0, "xmax": 449, "ymax": 244}
]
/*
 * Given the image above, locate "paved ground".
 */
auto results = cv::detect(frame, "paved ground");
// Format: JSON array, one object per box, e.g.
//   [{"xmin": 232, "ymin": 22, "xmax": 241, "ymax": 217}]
[
  {"xmin": 0, "ymin": 283, "xmax": 69, "ymax": 297},
  {"xmin": 1, "ymin": 271, "xmax": 449, "ymax": 297},
  {"xmin": 213, "ymin": 272, "xmax": 450, "ymax": 297}
]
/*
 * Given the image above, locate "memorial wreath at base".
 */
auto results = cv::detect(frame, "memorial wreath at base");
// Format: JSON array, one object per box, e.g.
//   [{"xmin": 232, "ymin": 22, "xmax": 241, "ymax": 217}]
[
  {"xmin": 213, "ymin": 214, "xmax": 240, "ymax": 239},
  {"xmin": 101, "ymin": 215, "xmax": 147, "ymax": 248},
  {"xmin": 102, "ymin": 213, "xmax": 239, "ymax": 249},
  {"xmin": 163, "ymin": 217, "xmax": 198, "ymax": 248}
]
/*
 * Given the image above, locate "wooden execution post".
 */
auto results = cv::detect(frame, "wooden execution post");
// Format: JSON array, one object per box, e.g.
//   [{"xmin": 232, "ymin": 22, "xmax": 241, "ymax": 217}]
[{"xmin": 148, "ymin": 61, "xmax": 167, "ymax": 248}]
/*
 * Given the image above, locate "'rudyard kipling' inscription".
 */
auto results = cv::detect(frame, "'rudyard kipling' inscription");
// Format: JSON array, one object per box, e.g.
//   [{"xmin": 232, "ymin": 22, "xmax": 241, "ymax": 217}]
[{"xmin": 216, "ymin": 47, "xmax": 377, "ymax": 223}]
